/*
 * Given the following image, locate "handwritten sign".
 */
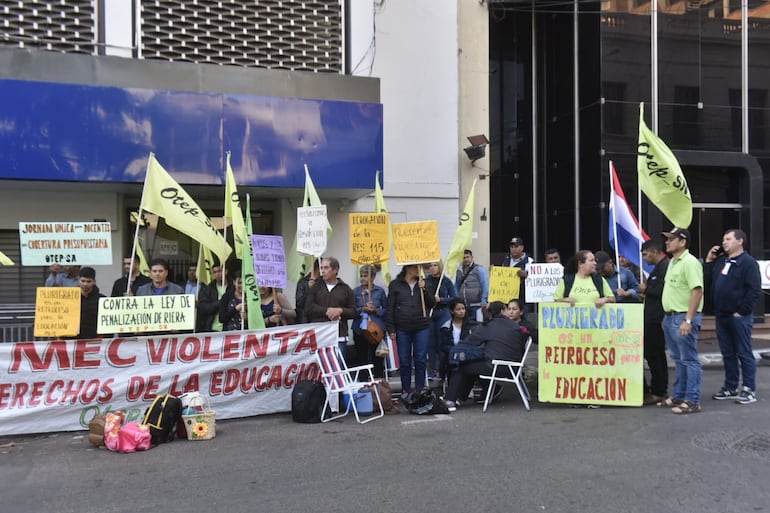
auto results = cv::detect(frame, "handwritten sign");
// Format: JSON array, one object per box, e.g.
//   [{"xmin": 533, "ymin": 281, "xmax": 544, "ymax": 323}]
[
  {"xmin": 525, "ymin": 263, "xmax": 564, "ymax": 302},
  {"xmin": 349, "ymin": 213, "xmax": 390, "ymax": 265},
  {"xmin": 537, "ymin": 303, "xmax": 644, "ymax": 406},
  {"xmin": 297, "ymin": 206, "xmax": 327, "ymax": 257},
  {"xmin": 392, "ymin": 221, "xmax": 440, "ymax": 265},
  {"xmin": 758, "ymin": 260, "xmax": 770, "ymax": 289},
  {"xmin": 251, "ymin": 235, "xmax": 286, "ymax": 289},
  {"xmin": 19, "ymin": 222, "xmax": 112, "ymax": 265},
  {"xmin": 97, "ymin": 294, "xmax": 196, "ymax": 334},
  {"xmin": 34, "ymin": 287, "xmax": 81, "ymax": 337},
  {"xmin": 488, "ymin": 266, "xmax": 522, "ymax": 303}
]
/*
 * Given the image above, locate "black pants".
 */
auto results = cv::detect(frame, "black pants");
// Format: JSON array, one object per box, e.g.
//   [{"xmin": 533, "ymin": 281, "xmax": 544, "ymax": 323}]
[
  {"xmin": 351, "ymin": 332, "xmax": 385, "ymax": 379},
  {"xmin": 644, "ymin": 321, "xmax": 668, "ymax": 397},
  {"xmin": 444, "ymin": 360, "xmax": 513, "ymax": 402}
]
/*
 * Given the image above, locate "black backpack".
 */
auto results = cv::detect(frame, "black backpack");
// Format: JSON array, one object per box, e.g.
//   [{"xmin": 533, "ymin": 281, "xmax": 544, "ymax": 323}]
[
  {"xmin": 403, "ymin": 389, "xmax": 449, "ymax": 415},
  {"xmin": 563, "ymin": 272, "xmax": 606, "ymax": 298},
  {"xmin": 142, "ymin": 394, "xmax": 182, "ymax": 445},
  {"xmin": 291, "ymin": 380, "xmax": 327, "ymax": 423}
]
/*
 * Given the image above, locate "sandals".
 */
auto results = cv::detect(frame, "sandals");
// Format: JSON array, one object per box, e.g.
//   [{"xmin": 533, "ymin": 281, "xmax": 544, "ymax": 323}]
[
  {"xmin": 656, "ymin": 397, "xmax": 682, "ymax": 407},
  {"xmin": 671, "ymin": 401, "xmax": 701, "ymax": 415}
]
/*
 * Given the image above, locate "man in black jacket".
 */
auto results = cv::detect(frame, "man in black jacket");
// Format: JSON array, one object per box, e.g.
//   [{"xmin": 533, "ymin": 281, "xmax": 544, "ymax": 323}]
[
  {"xmin": 705, "ymin": 228, "xmax": 762, "ymax": 405},
  {"xmin": 78, "ymin": 266, "xmax": 105, "ymax": 339},
  {"xmin": 638, "ymin": 241, "xmax": 668, "ymax": 404},
  {"xmin": 196, "ymin": 264, "xmax": 232, "ymax": 332}
]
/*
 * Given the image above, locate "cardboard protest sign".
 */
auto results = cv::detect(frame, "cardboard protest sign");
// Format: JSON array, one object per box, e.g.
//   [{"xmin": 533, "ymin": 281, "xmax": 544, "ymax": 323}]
[
  {"xmin": 34, "ymin": 287, "xmax": 81, "ymax": 337},
  {"xmin": 488, "ymin": 266, "xmax": 522, "ymax": 303},
  {"xmin": 251, "ymin": 235, "xmax": 286, "ymax": 289},
  {"xmin": 297, "ymin": 205, "xmax": 327, "ymax": 257},
  {"xmin": 349, "ymin": 213, "xmax": 390, "ymax": 265},
  {"xmin": 538, "ymin": 303, "xmax": 644, "ymax": 406},
  {"xmin": 392, "ymin": 220, "xmax": 440, "ymax": 265},
  {"xmin": 525, "ymin": 263, "xmax": 564, "ymax": 302},
  {"xmin": 97, "ymin": 294, "xmax": 196, "ymax": 334},
  {"xmin": 19, "ymin": 222, "xmax": 112, "ymax": 266}
]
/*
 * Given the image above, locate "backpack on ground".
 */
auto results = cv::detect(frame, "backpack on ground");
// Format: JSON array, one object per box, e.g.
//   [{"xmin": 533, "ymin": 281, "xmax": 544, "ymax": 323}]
[
  {"xmin": 403, "ymin": 389, "xmax": 449, "ymax": 415},
  {"xmin": 142, "ymin": 394, "xmax": 182, "ymax": 445},
  {"xmin": 563, "ymin": 272, "xmax": 605, "ymax": 298},
  {"xmin": 291, "ymin": 380, "xmax": 327, "ymax": 423}
]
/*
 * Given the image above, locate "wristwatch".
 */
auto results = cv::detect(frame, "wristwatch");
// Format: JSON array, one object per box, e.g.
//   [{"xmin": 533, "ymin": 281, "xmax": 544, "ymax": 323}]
[{"xmin": 684, "ymin": 319, "xmax": 692, "ymax": 325}]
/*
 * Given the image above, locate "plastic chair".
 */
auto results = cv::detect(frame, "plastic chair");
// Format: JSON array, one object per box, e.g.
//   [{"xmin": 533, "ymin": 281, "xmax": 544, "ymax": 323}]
[
  {"xmin": 479, "ymin": 336, "xmax": 533, "ymax": 412},
  {"xmin": 316, "ymin": 344, "xmax": 384, "ymax": 424}
]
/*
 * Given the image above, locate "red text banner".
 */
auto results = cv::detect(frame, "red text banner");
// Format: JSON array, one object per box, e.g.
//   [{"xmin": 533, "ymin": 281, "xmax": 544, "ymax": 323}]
[{"xmin": 0, "ymin": 322, "xmax": 338, "ymax": 435}]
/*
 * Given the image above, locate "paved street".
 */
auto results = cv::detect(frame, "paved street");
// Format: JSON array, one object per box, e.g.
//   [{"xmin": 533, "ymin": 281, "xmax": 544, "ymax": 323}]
[{"xmin": 2, "ymin": 358, "xmax": 769, "ymax": 513}]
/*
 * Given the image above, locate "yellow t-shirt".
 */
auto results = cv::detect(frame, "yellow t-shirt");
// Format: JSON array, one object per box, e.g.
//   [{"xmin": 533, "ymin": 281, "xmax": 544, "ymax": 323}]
[{"xmin": 553, "ymin": 274, "xmax": 613, "ymax": 304}]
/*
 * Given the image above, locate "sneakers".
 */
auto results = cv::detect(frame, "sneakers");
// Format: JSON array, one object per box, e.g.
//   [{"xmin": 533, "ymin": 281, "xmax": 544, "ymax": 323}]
[
  {"xmin": 443, "ymin": 400, "xmax": 457, "ymax": 412},
  {"xmin": 736, "ymin": 387, "xmax": 757, "ymax": 405},
  {"xmin": 476, "ymin": 385, "xmax": 503, "ymax": 404},
  {"xmin": 712, "ymin": 387, "xmax": 739, "ymax": 400}
]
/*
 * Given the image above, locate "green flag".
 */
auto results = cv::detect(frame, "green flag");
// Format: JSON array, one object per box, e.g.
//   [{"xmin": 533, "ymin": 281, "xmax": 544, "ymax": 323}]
[
  {"xmin": 224, "ymin": 152, "xmax": 246, "ymax": 260},
  {"xmin": 444, "ymin": 179, "xmax": 477, "ymax": 280},
  {"xmin": 637, "ymin": 103, "xmax": 692, "ymax": 228},
  {"xmin": 243, "ymin": 195, "xmax": 266, "ymax": 330}
]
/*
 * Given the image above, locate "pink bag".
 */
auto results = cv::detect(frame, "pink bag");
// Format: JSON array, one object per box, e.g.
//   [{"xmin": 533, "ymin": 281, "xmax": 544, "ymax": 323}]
[{"xmin": 103, "ymin": 412, "xmax": 152, "ymax": 453}]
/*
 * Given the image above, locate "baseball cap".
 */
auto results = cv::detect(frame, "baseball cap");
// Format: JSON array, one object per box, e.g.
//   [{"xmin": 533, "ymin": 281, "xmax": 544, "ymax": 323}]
[
  {"xmin": 509, "ymin": 237, "xmax": 525, "ymax": 246},
  {"xmin": 661, "ymin": 227, "xmax": 690, "ymax": 240},
  {"xmin": 595, "ymin": 250, "xmax": 611, "ymax": 267}
]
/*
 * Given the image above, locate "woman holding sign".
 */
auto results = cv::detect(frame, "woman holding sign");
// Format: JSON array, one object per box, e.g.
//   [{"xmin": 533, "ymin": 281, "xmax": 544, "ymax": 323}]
[
  {"xmin": 259, "ymin": 286, "xmax": 296, "ymax": 327},
  {"xmin": 386, "ymin": 264, "xmax": 435, "ymax": 394},
  {"xmin": 553, "ymin": 250, "xmax": 615, "ymax": 307},
  {"xmin": 220, "ymin": 270, "xmax": 247, "ymax": 331}
]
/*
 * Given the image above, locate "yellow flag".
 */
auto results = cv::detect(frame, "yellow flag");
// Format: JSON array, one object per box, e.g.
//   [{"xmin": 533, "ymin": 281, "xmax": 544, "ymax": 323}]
[
  {"xmin": 637, "ymin": 103, "xmax": 692, "ymax": 228},
  {"xmin": 243, "ymin": 195, "xmax": 266, "ymax": 330},
  {"xmin": 136, "ymin": 239, "xmax": 151, "ymax": 276},
  {"xmin": 0, "ymin": 250, "xmax": 14, "ymax": 266},
  {"xmin": 373, "ymin": 170, "xmax": 392, "ymax": 284},
  {"xmin": 444, "ymin": 179, "xmax": 477, "ymax": 280},
  {"xmin": 196, "ymin": 244, "xmax": 214, "ymax": 288},
  {"xmin": 142, "ymin": 153, "xmax": 232, "ymax": 265},
  {"xmin": 224, "ymin": 152, "xmax": 246, "ymax": 260}
]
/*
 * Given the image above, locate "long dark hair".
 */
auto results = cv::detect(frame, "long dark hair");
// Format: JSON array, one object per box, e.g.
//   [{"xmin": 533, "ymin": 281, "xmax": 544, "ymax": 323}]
[{"xmin": 484, "ymin": 301, "xmax": 507, "ymax": 324}]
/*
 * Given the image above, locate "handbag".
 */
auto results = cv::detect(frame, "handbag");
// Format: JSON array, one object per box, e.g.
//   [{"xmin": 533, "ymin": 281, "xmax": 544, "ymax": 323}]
[
  {"xmin": 361, "ymin": 314, "xmax": 384, "ymax": 345},
  {"xmin": 448, "ymin": 342, "xmax": 485, "ymax": 366}
]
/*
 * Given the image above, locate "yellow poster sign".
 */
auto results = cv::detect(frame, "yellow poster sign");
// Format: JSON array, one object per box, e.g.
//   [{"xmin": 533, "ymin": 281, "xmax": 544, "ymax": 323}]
[
  {"xmin": 97, "ymin": 294, "xmax": 196, "ymax": 334},
  {"xmin": 537, "ymin": 303, "xmax": 644, "ymax": 406},
  {"xmin": 34, "ymin": 287, "xmax": 81, "ymax": 338},
  {"xmin": 349, "ymin": 213, "xmax": 390, "ymax": 265},
  {"xmin": 392, "ymin": 221, "xmax": 441, "ymax": 265},
  {"xmin": 488, "ymin": 266, "xmax": 522, "ymax": 303}
]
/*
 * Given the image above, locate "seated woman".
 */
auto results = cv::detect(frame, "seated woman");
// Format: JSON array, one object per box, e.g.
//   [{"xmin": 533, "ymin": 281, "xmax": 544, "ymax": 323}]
[
  {"xmin": 442, "ymin": 301, "xmax": 526, "ymax": 412},
  {"xmin": 506, "ymin": 298, "xmax": 538, "ymax": 345},
  {"xmin": 438, "ymin": 298, "xmax": 477, "ymax": 383},
  {"xmin": 259, "ymin": 286, "xmax": 296, "ymax": 327}
]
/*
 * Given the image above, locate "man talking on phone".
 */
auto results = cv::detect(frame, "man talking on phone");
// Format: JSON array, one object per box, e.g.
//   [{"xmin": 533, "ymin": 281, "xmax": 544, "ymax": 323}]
[{"xmin": 704, "ymin": 229, "xmax": 761, "ymax": 405}]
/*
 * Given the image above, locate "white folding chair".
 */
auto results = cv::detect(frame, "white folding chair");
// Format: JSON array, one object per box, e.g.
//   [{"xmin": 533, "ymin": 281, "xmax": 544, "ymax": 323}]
[
  {"xmin": 316, "ymin": 344, "xmax": 384, "ymax": 424},
  {"xmin": 479, "ymin": 336, "xmax": 533, "ymax": 412}
]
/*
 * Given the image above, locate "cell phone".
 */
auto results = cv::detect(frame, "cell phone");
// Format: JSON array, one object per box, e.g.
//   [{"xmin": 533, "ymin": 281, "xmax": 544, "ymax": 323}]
[{"xmin": 714, "ymin": 245, "xmax": 725, "ymax": 255}]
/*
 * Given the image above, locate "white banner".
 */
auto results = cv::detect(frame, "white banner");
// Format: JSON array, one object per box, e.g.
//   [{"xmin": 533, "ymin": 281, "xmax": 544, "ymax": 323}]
[
  {"xmin": 525, "ymin": 263, "xmax": 564, "ymax": 303},
  {"xmin": 19, "ymin": 221, "xmax": 112, "ymax": 266},
  {"xmin": 0, "ymin": 322, "xmax": 338, "ymax": 435}
]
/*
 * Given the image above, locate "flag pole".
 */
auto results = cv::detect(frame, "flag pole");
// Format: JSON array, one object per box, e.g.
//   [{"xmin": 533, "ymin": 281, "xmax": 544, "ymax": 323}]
[
  {"xmin": 637, "ymin": 105, "xmax": 646, "ymax": 284},
  {"xmin": 609, "ymin": 161, "xmax": 622, "ymax": 289},
  {"xmin": 127, "ymin": 153, "xmax": 153, "ymax": 295}
]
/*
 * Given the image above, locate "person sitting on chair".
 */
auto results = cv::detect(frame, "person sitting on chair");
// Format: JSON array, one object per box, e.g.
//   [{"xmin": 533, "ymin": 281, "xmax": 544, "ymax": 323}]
[{"xmin": 441, "ymin": 301, "xmax": 526, "ymax": 412}]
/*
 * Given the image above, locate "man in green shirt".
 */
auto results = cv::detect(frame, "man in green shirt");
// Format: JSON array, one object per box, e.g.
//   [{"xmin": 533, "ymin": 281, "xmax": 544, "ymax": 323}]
[{"xmin": 660, "ymin": 228, "xmax": 704, "ymax": 414}]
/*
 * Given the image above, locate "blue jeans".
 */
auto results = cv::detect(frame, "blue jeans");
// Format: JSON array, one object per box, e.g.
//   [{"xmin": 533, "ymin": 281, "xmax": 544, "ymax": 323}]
[
  {"xmin": 396, "ymin": 327, "xmax": 430, "ymax": 392},
  {"xmin": 663, "ymin": 312, "xmax": 702, "ymax": 404},
  {"xmin": 715, "ymin": 314, "xmax": 756, "ymax": 391}
]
